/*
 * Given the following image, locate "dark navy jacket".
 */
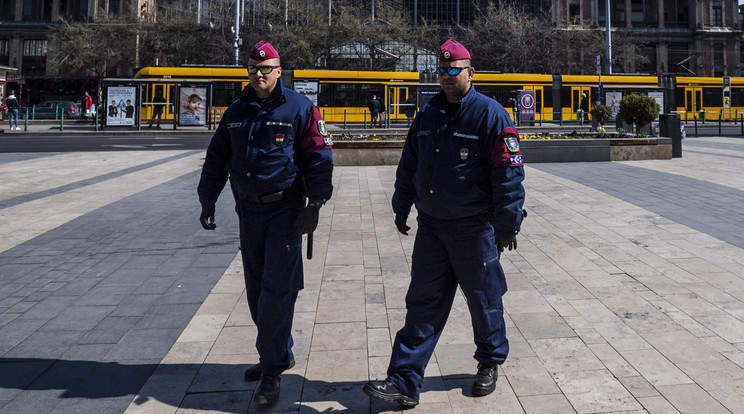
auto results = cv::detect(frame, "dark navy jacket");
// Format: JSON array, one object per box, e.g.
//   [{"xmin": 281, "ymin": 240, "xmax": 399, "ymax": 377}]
[
  {"xmin": 198, "ymin": 80, "xmax": 333, "ymax": 207},
  {"xmin": 392, "ymin": 86, "xmax": 525, "ymax": 235}
]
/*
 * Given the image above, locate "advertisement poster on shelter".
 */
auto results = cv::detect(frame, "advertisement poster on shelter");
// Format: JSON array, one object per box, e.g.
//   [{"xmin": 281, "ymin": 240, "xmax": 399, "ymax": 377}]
[
  {"xmin": 106, "ymin": 86, "xmax": 136, "ymax": 126},
  {"xmin": 294, "ymin": 80, "xmax": 318, "ymax": 105},
  {"xmin": 606, "ymin": 91, "xmax": 622, "ymax": 121},
  {"xmin": 179, "ymin": 87, "xmax": 207, "ymax": 126}
]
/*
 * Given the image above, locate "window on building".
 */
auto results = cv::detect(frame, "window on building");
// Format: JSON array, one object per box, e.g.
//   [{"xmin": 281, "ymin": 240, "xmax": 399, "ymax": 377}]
[
  {"xmin": 22, "ymin": 0, "xmax": 54, "ymax": 21},
  {"xmin": 0, "ymin": 39, "xmax": 8, "ymax": 56},
  {"xmin": 569, "ymin": 0, "xmax": 580, "ymax": 22},
  {"xmin": 109, "ymin": 0, "xmax": 120, "ymax": 18},
  {"xmin": 712, "ymin": 5, "xmax": 722, "ymax": 26},
  {"xmin": 23, "ymin": 39, "xmax": 47, "ymax": 57},
  {"xmin": 1, "ymin": 0, "xmax": 16, "ymax": 19},
  {"xmin": 58, "ymin": 0, "xmax": 90, "ymax": 21},
  {"xmin": 714, "ymin": 43, "xmax": 724, "ymax": 76}
]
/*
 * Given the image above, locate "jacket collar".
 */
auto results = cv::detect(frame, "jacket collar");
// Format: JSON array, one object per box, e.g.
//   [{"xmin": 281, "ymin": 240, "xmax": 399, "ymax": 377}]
[
  {"xmin": 430, "ymin": 85, "xmax": 475, "ymax": 111},
  {"xmin": 242, "ymin": 79, "xmax": 286, "ymax": 110}
]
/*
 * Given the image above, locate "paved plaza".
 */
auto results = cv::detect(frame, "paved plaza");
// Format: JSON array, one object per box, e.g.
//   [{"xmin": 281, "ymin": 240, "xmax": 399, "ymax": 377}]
[{"xmin": 1, "ymin": 136, "xmax": 744, "ymax": 413}]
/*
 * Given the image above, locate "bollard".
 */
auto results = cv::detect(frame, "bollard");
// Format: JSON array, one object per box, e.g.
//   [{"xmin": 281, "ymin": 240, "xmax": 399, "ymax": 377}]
[
  {"xmin": 343, "ymin": 110, "xmax": 347, "ymax": 129},
  {"xmin": 719, "ymin": 114, "xmax": 722, "ymax": 136},
  {"xmin": 364, "ymin": 110, "xmax": 367, "ymax": 129},
  {"xmin": 24, "ymin": 109, "xmax": 29, "ymax": 131},
  {"xmin": 539, "ymin": 109, "xmax": 542, "ymax": 126},
  {"xmin": 694, "ymin": 116, "xmax": 698, "ymax": 137},
  {"xmin": 32, "ymin": 105, "xmax": 35, "ymax": 120},
  {"xmin": 95, "ymin": 108, "xmax": 99, "ymax": 131},
  {"xmin": 60, "ymin": 110, "xmax": 64, "ymax": 131},
  {"xmin": 213, "ymin": 109, "xmax": 217, "ymax": 130},
  {"xmin": 741, "ymin": 114, "xmax": 743, "ymax": 136}
]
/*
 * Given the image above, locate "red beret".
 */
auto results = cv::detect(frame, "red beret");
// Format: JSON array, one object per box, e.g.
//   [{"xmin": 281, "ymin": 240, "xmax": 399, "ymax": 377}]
[
  {"xmin": 249, "ymin": 41, "xmax": 280, "ymax": 61},
  {"xmin": 439, "ymin": 39, "xmax": 471, "ymax": 62}
]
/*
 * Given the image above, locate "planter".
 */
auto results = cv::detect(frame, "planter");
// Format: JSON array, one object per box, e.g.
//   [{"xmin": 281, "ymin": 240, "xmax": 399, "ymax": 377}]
[{"xmin": 331, "ymin": 137, "xmax": 673, "ymax": 166}]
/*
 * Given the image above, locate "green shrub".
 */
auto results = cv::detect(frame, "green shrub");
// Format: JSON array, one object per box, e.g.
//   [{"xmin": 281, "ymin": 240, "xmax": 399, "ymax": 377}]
[
  {"xmin": 589, "ymin": 104, "xmax": 612, "ymax": 126},
  {"xmin": 618, "ymin": 93, "xmax": 660, "ymax": 133}
]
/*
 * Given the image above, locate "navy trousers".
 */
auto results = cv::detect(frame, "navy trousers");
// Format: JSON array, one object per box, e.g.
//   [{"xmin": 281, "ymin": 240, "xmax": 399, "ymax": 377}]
[
  {"xmin": 237, "ymin": 193, "xmax": 304, "ymax": 376},
  {"xmin": 387, "ymin": 211, "xmax": 509, "ymax": 399}
]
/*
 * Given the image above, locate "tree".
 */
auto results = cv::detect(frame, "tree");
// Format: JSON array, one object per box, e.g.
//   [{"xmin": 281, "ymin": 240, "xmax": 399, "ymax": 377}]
[
  {"xmin": 618, "ymin": 93, "xmax": 660, "ymax": 134},
  {"xmin": 47, "ymin": 16, "xmax": 138, "ymax": 96},
  {"xmin": 590, "ymin": 104, "xmax": 612, "ymax": 126}
]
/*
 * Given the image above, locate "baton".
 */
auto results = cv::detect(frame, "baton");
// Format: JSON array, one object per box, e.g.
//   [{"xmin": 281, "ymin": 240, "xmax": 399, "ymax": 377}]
[{"xmin": 307, "ymin": 232, "xmax": 313, "ymax": 260}]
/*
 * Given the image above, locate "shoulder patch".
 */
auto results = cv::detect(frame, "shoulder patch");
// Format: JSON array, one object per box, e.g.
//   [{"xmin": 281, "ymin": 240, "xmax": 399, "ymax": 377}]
[
  {"xmin": 504, "ymin": 136, "xmax": 520, "ymax": 153},
  {"xmin": 317, "ymin": 120, "xmax": 328, "ymax": 137}
]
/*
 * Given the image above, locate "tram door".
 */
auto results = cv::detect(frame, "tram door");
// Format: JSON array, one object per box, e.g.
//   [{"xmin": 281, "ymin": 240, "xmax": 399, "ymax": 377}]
[
  {"xmin": 571, "ymin": 86, "xmax": 591, "ymax": 120},
  {"xmin": 388, "ymin": 86, "xmax": 410, "ymax": 122},
  {"xmin": 684, "ymin": 87, "xmax": 703, "ymax": 120}
]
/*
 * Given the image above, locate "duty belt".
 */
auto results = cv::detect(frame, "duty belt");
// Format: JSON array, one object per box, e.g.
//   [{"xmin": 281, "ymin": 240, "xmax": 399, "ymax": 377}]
[{"xmin": 236, "ymin": 186, "xmax": 301, "ymax": 204}]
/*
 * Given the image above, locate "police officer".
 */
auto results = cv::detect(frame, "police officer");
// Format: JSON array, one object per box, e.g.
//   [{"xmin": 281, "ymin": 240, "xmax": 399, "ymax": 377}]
[
  {"xmin": 363, "ymin": 39, "xmax": 525, "ymax": 407},
  {"xmin": 197, "ymin": 40, "xmax": 333, "ymax": 407}
]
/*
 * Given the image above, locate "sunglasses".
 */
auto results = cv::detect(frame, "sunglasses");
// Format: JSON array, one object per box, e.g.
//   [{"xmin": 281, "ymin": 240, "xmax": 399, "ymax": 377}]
[
  {"xmin": 248, "ymin": 65, "xmax": 279, "ymax": 75},
  {"xmin": 436, "ymin": 66, "xmax": 470, "ymax": 76}
]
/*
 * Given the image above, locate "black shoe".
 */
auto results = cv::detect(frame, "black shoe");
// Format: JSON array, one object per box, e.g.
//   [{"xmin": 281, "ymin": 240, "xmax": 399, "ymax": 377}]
[
  {"xmin": 253, "ymin": 374, "xmax": 280, "ymax": 406},
  {"xmin": 472, "ymin": 363, "xmax": 498, "ymax": 396},
  {"xmin": 244, "ymin": 358, "xmax": 295, "ymax": 382},
  {"xmin": 363, "ymin": 380, "xmax": 418, "ymax": 407}
]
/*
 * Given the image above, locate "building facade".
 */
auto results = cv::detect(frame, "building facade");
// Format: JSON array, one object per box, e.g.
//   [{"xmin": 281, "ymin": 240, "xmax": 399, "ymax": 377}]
[
  {"xmin": 1, "ymin": 0, "xmax": 742, "ymax": 104},
  {"xmin": 0, "ymin": 0, "xmax": 144, "ymax": 104},
  {"xmin": 550, "ymin": 0, "xmax": 741, "ymax": 77}
]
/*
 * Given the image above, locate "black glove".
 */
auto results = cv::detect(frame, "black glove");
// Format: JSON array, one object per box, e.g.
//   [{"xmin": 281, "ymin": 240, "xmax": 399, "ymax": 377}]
[
  {"xmin": 395, "ymin": 214, "xmax": 410, "ymax": 236},
  {"xmin": 497, "ymin": 233, "xmax": 517, "ymax": 254},
  {"xmin": 200, "ymin": 205, "xmax": 216, "ymax": 230},
  {"xmin": 298, "ymin": 205, "xmax": 320, "ymax": 234}
]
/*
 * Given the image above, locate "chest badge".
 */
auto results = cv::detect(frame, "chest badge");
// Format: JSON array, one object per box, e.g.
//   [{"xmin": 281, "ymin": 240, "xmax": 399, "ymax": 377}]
[
  {"xmin": 460, "ymin": 148, "xmax": 469, "ymax": 160},
  {"xmin": 505, "ymin": 136, "xmax": 520, "ymax": 153},
  {"xmin": 274, "ymin": 135, "xmax": 285, "ymax": 146}
]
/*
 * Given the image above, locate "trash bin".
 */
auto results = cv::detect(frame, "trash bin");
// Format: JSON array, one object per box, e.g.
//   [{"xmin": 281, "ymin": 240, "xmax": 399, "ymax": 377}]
[{"xmin": 659, "ymin": 114, "xmax": 682, "ymax": 158}]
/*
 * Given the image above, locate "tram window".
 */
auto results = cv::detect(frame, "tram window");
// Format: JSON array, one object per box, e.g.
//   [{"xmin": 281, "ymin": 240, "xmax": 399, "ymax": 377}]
[
  {"xmin": 318, "ymin": 83, "xmax": 332, "ymax": 107},
  {"xmin": 732, "ymin": 88, "xmax": 744, "ymax": 107},
  {"xmin": 360, "ymin": 84, "xmax": 383, "ymax": 106},
  {"xmin": 476, "ymin": 85, "xmax": 505, "ymax": 104},
  {"xmin": 703, "ymin": 88, "xmax": 722, "ymax": 106},
  {"xmin": 675, "ymin": 87, "xmax": 685, "ymax": 106},
  {"xmin": 535, "ymin": 89, "xmax": 542, "ymax": 113},
  {"xmin": 213, "ymin": 82, "xmax": 242, "ymax": 107},
  {"xmin": 543, "ymin": 88, "xmax": 552, "ymax": 109},
  {"xmin": 335, "ymin": 84, "xmax": 357, "ymax": 107},
  {"xmin": 560, "ymin": 86, "xmax": 571, "ymax": 108}
]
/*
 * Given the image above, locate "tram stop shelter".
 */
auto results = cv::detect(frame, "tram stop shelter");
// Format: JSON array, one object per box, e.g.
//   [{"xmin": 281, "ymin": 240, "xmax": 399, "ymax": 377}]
[{"xmin": 101, "ymin": 78, "xmax": 216, "ymax": 131}]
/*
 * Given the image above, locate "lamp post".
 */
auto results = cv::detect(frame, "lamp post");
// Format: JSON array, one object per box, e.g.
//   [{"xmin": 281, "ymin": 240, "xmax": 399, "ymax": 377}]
[
  {"xmin": 234, "ymin": 0, "xmax": 241, "ymax": 66},
  {"xmin": 605, "ymin": 0, "xmax": 612, "ymax": 74}
]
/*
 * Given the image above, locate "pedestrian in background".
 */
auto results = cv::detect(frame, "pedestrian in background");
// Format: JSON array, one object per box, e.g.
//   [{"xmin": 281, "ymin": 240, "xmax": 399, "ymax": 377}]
[
  {"xmin": 148, "ymin": 90, "xmax": 166, "ymax": 128},
  {"xmin": 368, "ymin": 94, "xmax": 381, "ymax": 127},
  {"xmin": 4, "ymin": 90, "xmax": 20, "ymax": 130},
  {"xmin": 81, "ymin": 91, "xmax": 93, "ymax": 120},
  {"xmin": 579, "ymin": 92, "xmax": 589, "ymax": 124},
  {"xmin": 377, "ymin": 95, "xmax": 386, "ymax": 127},
  {"xmin": 197, "ymin": 40, "xmax": 333, "ymax": 408},
  {"xmin": 363, "ymin": 38, "xmax": 526, "ymax": 408}
]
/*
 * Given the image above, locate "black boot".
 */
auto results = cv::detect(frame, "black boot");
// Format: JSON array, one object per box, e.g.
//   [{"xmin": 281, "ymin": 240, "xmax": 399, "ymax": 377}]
[
  {"xmin": 363, "ymin": 380, "xmax": 418, "ymax": 407},
  {"xmin": 244, "ymin": 358, "xmax": 295, "ymax": 382},
  {"xmin": 253, "ymin": 374, "xmax": 281, "ymax": 406},
  {"xmin": 472, "ymin": 363, "xmax": 498, "ymax": 396}
]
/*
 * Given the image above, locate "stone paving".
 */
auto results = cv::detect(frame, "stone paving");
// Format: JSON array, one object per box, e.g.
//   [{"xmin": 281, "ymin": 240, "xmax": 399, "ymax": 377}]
[{"xmin": 1, "ymin": 137, "xmax": 744, "ymax": 413}]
